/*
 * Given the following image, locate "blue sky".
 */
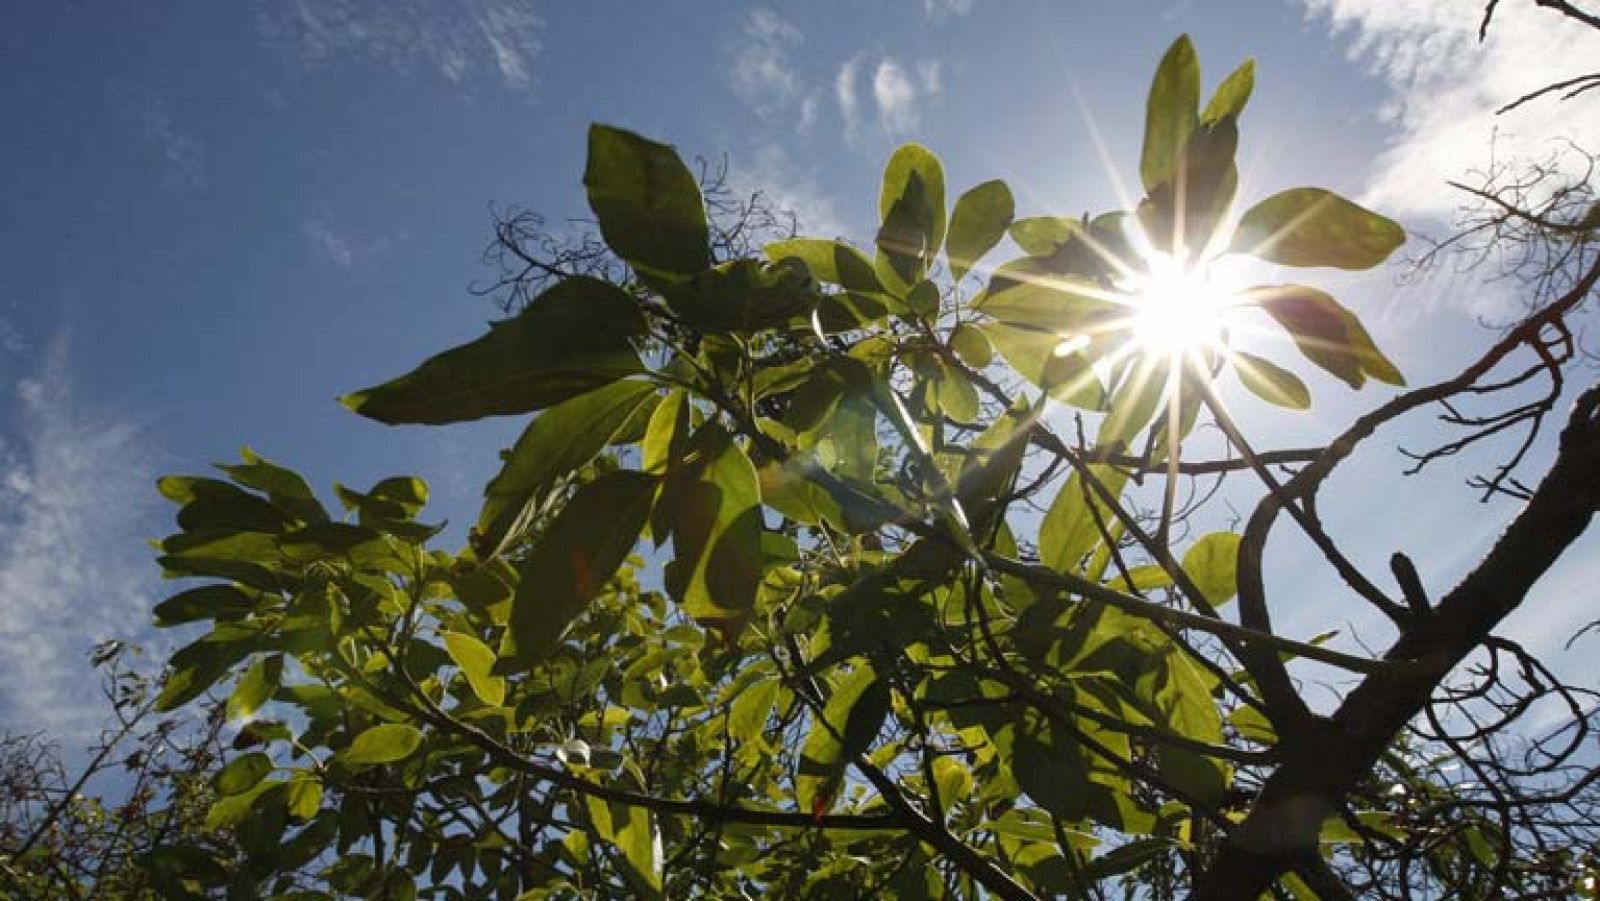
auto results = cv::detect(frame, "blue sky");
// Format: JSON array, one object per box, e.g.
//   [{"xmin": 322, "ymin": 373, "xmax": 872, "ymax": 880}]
[{"xmin": 2, "ymin": 0, "xmax": 1598, "ymax": 738}]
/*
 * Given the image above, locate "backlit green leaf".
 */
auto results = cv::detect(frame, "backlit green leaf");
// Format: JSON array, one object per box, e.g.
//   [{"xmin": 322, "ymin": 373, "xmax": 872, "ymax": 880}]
[
  {"xmin": 946, "ymin": 179, "xmax": 1014, "ymax": 282},
  {"xmin": 1183, "ymin": 532, "xmax": 1242, "ymax": 607},
  {"xmin": 154, "ymin": 585, "xmax": 256, "ymax": 626},
  {"xmin": 477, "ymin": 379, "xmax": 657, "ymax": 555},
  {"xmin": 1041, "ymin": 465, "xmax": 1130, "ymax": 574},
  {"xmin": 341, "ymin": 277, "xmax": 645, "ymax": 424},
  {"xmin": 980, "ymin": 322, "xmax": 1105, "ymax": 410},
  {"xmin": 765, "ymin": 238, "xmax": 884, "ymax": 294},
  {"xmin": 659, "ymin": 425, "xmax": 763, "ymax": 629},
  {"xmin": 215, "ymin": 752, "xmax": 274, "ymax": 796},
  {"xmin": 227, "ymin": 654, "xmax": 282, "ymax": 721},
  {"xmin": 877, "ymin": 145, "xmax": 947, "ymax": 287},
  {"xmin": 664, "ymin": 258, "xmax": 817, "ymax": 332},
  {"xmin": 340, "ymin": 723, "xmax": 424, "ymax": 766},
  {"xmin": 584, "ymin": 124, "xmax": 709, "ymax": 277},
  {"xmin": 1141, "ymin": 35, "xmax": 1200, "ymax": 191},
  {"xmin": 1230, "ymin": 187, "xmax": 1405, "ymax": 270},
  {"xmin": 507, "ymin": 470, "xmax": 657, "ymax": 666},
  {"xmin": 285, "ymin": 776, "xmax": 323, "ymax": 821},
  {"xmin": 798, "ymin": 664, "xmax": 889, "ymax": 815},
  {"xmin": 1201, "ymin": 58, "xmax": 1255, "ymax": 124},
  {"xmin": 615, "ymin": 805, "xmax": 663, "ymax": 893},
  {"xmin": 950, "ymin": 322, "xmax": 994, "ymax": 369},
  {"xmin": 728, "ymin": 677, "xmax": 780, "ymax": 743},
  {"xmin": 443, "ymin": 632, "xmax": 506, "ymax": 707},
  {"xmin": 1244, "ymin": 284, "xmax": 1402, "ymax": 388},
  {"xmin": 1232, "ymin": 350, "xmax": 1311, "ymax": 410}
]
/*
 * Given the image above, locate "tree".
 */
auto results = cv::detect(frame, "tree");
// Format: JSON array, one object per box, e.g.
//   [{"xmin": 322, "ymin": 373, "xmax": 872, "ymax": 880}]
[
  {"xmin": 0, "ymin": 643, "xmax": 242, "ymax": 899},
  {"xmin": 136, "ymin": 27, "xmax": 1600, "ymax": 900}
]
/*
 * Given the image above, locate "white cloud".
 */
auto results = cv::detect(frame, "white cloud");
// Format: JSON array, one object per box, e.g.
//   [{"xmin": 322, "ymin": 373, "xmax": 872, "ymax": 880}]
[
  {"xmin": 873, "ymin": 60, "xmax": 921, "ymax": 135},
  {"xmin": 257, "ymin": 0, "xmax": 544, "ymax": 90},
  {"xmin": 923, "ymin": 0, "xmax": 975, "ymax": 18},
  {"xmin": 726, "ymin": 142, "xmax": 846, "ymax": 238},
  {"xmin": 1302, "ymin": 0, "xmax": 1600, "ymax": 221},
  {"xmin": 302, "ymin": 215, "xmax": 404, "ymax": 269},
  {"xmin": 836, "ymin": 59, "xmax": 861, "ymax": 140},
  {"xmin": 837, "ymin": 56, "xmax": 945, "ymax": 139},
  {"xmin": 730, "ymin": 9, "xmax": 803, "ymax": 115},
  {"xmin": 0, "ymin": 337, "xmax": 166, "ymax": 739}
]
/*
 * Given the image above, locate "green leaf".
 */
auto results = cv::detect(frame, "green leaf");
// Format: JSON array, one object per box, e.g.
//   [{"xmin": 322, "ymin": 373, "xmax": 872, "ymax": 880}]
[
  {"xmin": 642, "ymin": 388, "xmax": 691, "ymax": 475},
  {"xmin": 981, "ymin": 322, "xmax": 1105, "ymax": 410},
  {"xmin": 205, "ymin": 779, "xmax": 281, "ymax": 830},
  {"xmin": 659, "ymin": 425, "xmax": 763, "ymax": 629},
  {"xmin": 1230, "ymin": 187, "xmax": 1405, "ymax": 270},
  {"xmin": 1137, "ymin": 116, "xmax": 1238, "ymax": 256},
  {"xmin": 797, "ymin": 664, "xmax": 889, "ymax": 815},
  {"xmin": 507, "ymin": 470, "xmax": 657, "ymax": 666},
  {"xmin": 285, "ymin": 776, "xmax": 323, "ymax": 821},
  {"xmin": 946, "ymin": 179, "xmax": 1015, "ymax": 282},
  {"xmin": 340, "ymin": 723, "xmax": 424, "ymax": 766},
  {"xmin": 156, "ymin": 639, "xmax": 252, "ymax": 712},
  {"xmin": 765, "ymin": 238, "xmax": 884, "ymax": 294},
  {"xmin": 879, "ymin": 144, "xmax": 948, "ymax": 252},
  {"xmin": 1011, "ymin": 723, "xmax": 1093, "ymax": 822},
  {"xmin": 950, "ymin": 322, "xmax": 994, "ymax": 369},
  {"xmin": 217, "ymin": 448, "xmax": 328, "ymax": 524},
  {"xmin": 1244, "ymin": 284, "xmax": 1403, "ymax": 388},
  {"xmin": 154, "ymin": 584, "xmax": 256, "ymax": 626},
  {"xmin": 664, "ymin": 258, "xmax": 817, "ymax": 333},
  {"xmin": 728, "ymin": 677, "xmax": 780, "ymax": 743},
  {"xmin": 932, "ymin": 755, "xmax": 974, "ymax": 806},
  {"xmin": 476, "ymin": 379, "xmax": 657, "ymax": 555},
  {"xmin": 931, "ymin": 358, "xmax": 980, "ymax": 425},
  {"xmin": 1040, "ymin": 466, "xmax": 1129, "ymax": 574},
  {"xmin": 1201, "ymin": 59, "xmax": 1255, "ymax": 124},
  {"xmin": 583, "ymin": 123, "xmax": 709, "ymax": 277},
  {"xmin": 1097, "ymin": 357, "xmax": 1167, "ymax": 453},
  {"xmin": 215, "ymin": 752, "xmax": 274, "ymax": 796},
  {"xmin": 1151, "ymin": 653, "xmax": 1229, "ymax": 808},
  {"xmin": 1083, "ymin": 838, "xmax": 1170, "ymax": 881},
  {"xmin": 1232, "ymin": 350, "xmax": 1311, "ymax": 410},
  {"xmin": 1141, "ymin": 35, "xmax": 1201, "ymax": 192},
  {"xmin": 614, "ymin": 805, "xmax": 663, "ymax": 893},
  {"xmin": 877, "ymin": 145, "xmax": 946, "ymax": 287},
  {"xmin": 1113, "ymin": 564, "xmax": 1177, "ymax": 593},
  {"xmin": 1341, "ymin": 306, "xmax": 1405, "ymax": 386},
  {"xmin": 341, "ymin": 277, "xmax": 645, "ymax": 425},
  {"xmin": 1183, "ymin": 532, "xmax": 1242, "ymax": 606},
  {"xmin": 1008, "ymin": 217, "xmax": 1080, "ymax": 257},
  {"xmin": 443, "ymin": 632, "xmax": 507, "ymax": 707},
  {"xmin": 227, "ymin": 654, "xmax": 282, "ymax": 722},
  {"xmin": 172, "ymin": 480, "xmax": 288, "ymax": 535},
  {"xmin": 976, "ymin": 265, "xmax": 1118, "ymax": 335}
]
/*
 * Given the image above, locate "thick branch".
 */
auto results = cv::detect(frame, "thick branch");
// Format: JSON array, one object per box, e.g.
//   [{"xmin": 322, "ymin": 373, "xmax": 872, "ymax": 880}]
[{"xmin": 1194, "ymin": 382, "xmax": 1600, "ymax": 899}]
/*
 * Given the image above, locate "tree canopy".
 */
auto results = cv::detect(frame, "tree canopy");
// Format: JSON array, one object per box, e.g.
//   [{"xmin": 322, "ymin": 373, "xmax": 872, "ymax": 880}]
[{"xmin": 34, "ymin": 28, "xmax": 1600, "ymax": 901}]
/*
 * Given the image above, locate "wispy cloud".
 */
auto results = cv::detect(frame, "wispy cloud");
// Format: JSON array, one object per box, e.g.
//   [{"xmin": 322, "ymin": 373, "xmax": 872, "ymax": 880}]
[
  {"xmin": 726, "ymin": 142, "xmax": 846, "ymax": 239},
  {"xmin": 923, "ymin": 0, "xmax": 975, "ymax": 19},
  {"xmin": 110, "ymin": 84, "xmax": 206, "ymax": 188},
  {"xmin": 872, "ymin": 58, "xmax": 941, "ymax": 136},
  {"xmin": 729, "ymin": 9, "xmax": 806, "ymax": 121},
  {"xmin": 302, "ymin": 214, "xmax": 405, "ymax": 269},
  {"xmin": 0, "ymin": 336, "xmax": 165, "ymax": 739},
  {"xmin": 257, "ymin": 0, "xmax": 545, "ymax": 90},
  {"xmin": 836, "ymin": 55, "xmax": 943, "ymax": 140},
  {"xmin": 836, "ymin": 58, "xmax": 861, "ymax": 140},
  {"xmin": 1301, "ymin": 0, "xmax": 1600, "ymax": 221}
]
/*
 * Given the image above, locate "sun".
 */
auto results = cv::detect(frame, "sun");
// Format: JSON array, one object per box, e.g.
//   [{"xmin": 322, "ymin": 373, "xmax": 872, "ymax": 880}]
[{"xmin": 1121, "ymin": 253, "xmax": 1232, "ymax": 360}]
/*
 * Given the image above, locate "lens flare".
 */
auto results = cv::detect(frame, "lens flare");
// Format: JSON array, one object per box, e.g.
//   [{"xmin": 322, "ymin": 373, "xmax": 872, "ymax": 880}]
[{"xmin": 1122, "ymin": 254, "xmax": 1230, "ymax": 359}]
